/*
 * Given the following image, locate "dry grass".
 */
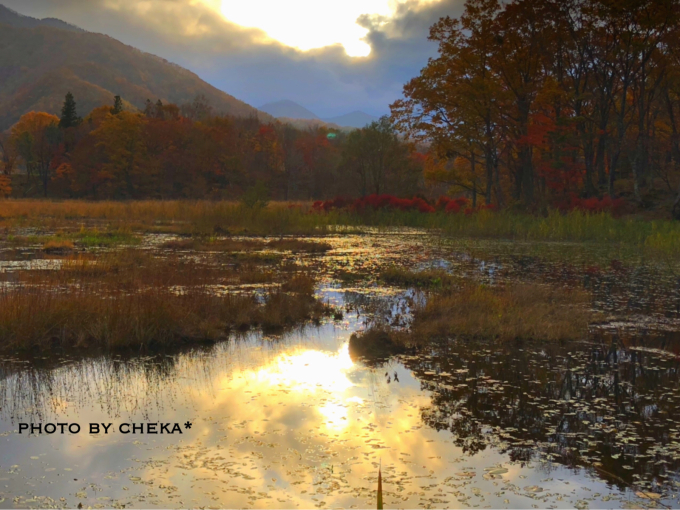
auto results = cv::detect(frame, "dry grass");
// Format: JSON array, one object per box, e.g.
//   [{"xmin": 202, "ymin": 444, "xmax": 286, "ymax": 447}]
[
  {"xmin": 1, "ymin": 199, "xmax": 679, "ymax": 251},
  {"xmin": 161, "ymin": 237, "xmax": 332, "ymax": 254},
  {"xmin": 0, "ymin": 287, "xmax": 331, "ymax": 351},
  {"xmin": 380, "ymin": 266, "xmax": 455, "ymax": 289},
  {"xmin": 0, "ymin": 288, "xmax": 254, "ymax": 351},
  {"xmin": 267, "ymin": 239, "xmax": 332, "ymax": 253},
  {"xmin": 161, "ymin": 238, "xmax": 264, "ymax": 251},
  {"xmin": 411, "ymin": 282, "xmax": 593, "ymax": 342},
  {"xmin": 349, "ymin": 281, "xmax": 594, "ymax": 359},
  {"xmin": 0, "ymin": 200, "xmax": 329, "ymax": 235},
  {"xmin": 41, "ymin": 239, "xmax": 75, "ymax": 253},
  {"xmin": 281, "ymin": 274, "xmax": 317, "ymax": 294},
  {"xmin": 260, "ymin": 291, "xmax": 331, "ymax": 330},
  {"xmin": 0, "ymin": 248, "xmax": 334, "ymax": 352},
  {"xmin": 348, "ymin": 327, "xmax": 411, "ymax": 363}
]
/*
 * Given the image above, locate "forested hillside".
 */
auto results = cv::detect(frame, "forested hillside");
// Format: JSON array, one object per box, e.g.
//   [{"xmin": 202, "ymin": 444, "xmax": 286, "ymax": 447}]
[{"xmin": 0, "ymin": 5, "xmax": 264, "ymax": 130}]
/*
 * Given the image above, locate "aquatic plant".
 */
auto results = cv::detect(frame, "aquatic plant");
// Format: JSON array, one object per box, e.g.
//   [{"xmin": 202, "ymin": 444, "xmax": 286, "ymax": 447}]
[
  {"xmin": 379, "ymin": 266, "xmax": 454, "ymax": 289},
  {"xmin": 377, "ymin": 465, "xmax": 383, "ymax": 510},
  {"xmin": 410, "ymin": 282, "xmax": 593, "ymax": 342},
  {"xmin": 0, "ymin": 249, "xmax": 335, "ymax": 352},
  {"xmin": 1, "ymin": 199, "xmax": 679, "ymax": 250},
  {"xmin": 349, "ymin": 328, "xmax": 410, "ymax": 364},
  {"xmin": 41, "ymin": 239, "xmax": 75, "ymax": 253}
]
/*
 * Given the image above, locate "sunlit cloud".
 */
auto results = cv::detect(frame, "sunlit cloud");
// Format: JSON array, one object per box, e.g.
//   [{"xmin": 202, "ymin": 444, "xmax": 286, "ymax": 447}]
[
  {"xmin": 218, "ymin": 0, "xmax": 440, "ymax": 57},
  {"xmin": 0, "ymin": 0, "xmax": 462, "ymax": 116}
]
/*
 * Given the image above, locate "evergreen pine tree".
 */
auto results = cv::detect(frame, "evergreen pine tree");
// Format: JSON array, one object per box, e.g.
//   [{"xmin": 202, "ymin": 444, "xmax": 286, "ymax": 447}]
[
  {"xmin": 143, "ymin": 99, "xmax": 154, "ymax": 117},
  {"xmin": 155, "ymin": 99, "xmax": 164, "ymax": 119},
  {"xmin": 112, "ymin": 95, "xmax": 123, "ymax": 115},
  {"xmin": 59, "ymin": 92, "xmax": 80, "ymax": 129}
]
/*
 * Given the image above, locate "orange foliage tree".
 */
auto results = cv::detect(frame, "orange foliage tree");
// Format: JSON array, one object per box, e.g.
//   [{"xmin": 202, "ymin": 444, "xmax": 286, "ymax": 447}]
[
  {"xmin": 392, "ymin": 0, "xmax": 680, "ymax": 215},
  {"xmin": 11, "ymin": 112, "xmax": 61, "ymax": 197}
]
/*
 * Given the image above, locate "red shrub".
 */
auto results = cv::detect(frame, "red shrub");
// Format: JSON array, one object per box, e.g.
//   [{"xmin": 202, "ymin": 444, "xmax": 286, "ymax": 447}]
[
  {"xmin": 444, "ymin": 197, "xmax": 471, "ymax": 214},
  {"xmin": 445, "ymin": 201, "xmax": 461, "ymax": 213},
  {"xmin": 310, "ymin": 194, "xmax": 474, "ymax": 215},
  {"xmin": 352, "ymin": 194, "xmax": 435, "ymax": 213},
  {"xmin": 556, "ymin": 194, "xmax": 626, "ymax": 216},
  {"xmin": 436, "ymin": 196, "xmax": 452, "ymax": 210},
  {"xmin": 312, "ymin": 197, "xmax": 352, "ymax": 212}
]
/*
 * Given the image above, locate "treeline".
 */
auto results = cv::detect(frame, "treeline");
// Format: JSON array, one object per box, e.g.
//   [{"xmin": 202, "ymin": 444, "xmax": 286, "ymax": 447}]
[
  {"xmin": 0, "ymin": 94, "xmax": 423, "ymax": 200},
  {"xmin": 391, "ymin": 0, "xmax": 680, "ymax": 218}
]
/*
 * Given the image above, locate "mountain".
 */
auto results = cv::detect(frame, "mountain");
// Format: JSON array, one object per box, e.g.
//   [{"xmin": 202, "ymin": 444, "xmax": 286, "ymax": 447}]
[
  {"xmin": 0, "ymin": 5, "xmax": 265, "ymax": 130},
  {"xmin": 260, "ymin": 99, "xmax": 379, "ymax": 129},
  {"xmin": 0, "ymin": 5, "xmax": 83, "ymax": 32},
  {"xmin": 276, "ymin": 117, "xmax": 342, "ymax": 131},
  {"xmin": 259, "ymin": 100, "xmax": 319, "ymax": 120},
  {"xmin": 322, "ymin": 111, "xmax": 379, "ymax": 129}
]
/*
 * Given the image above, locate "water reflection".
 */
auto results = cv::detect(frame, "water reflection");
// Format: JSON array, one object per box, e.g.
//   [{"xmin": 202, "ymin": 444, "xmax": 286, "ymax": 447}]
[
  {"xmin": 1, "ymin": 322, "xmax": 678, "ymax": 508},
  {"xmin": 394, "ymin": 336, "xmax": 680, "ymax": 496}
]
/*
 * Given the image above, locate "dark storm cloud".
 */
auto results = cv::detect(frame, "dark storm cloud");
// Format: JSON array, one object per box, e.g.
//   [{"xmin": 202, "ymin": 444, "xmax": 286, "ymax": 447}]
[{"xmin": 0, "ymin": 0, "xmax": 465, "ymax": 117}]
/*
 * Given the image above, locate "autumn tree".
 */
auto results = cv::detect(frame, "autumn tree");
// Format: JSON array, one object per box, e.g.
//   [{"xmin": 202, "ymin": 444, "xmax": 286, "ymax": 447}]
[
  {"xmin": 12, "ymin": 112, "xmax": 61, "ymax": 196},
  {"xmin": 392, "ymin": 0, "xmax": 506, "ymax": 206},
  {"xmin": 393, "ymin": 0, "xmax": 680, "ymax": 214},
  {"xmin": 341, "ymin": 117, "xmax": 420, "ymax": 197},
  {"xmin": 92, "ymin": 111, "xmax": 149, "ymax": 198},
  {"xmin": 181, "ymin": 95, "xmax": 213, "ymax": 121},
  {"xmin": 0, "ymin": 133, "xmax": 13, "ymax": 197},
  {"xmin": 0, "ymin": 132, "xmax": 17, "ymax": 177}
]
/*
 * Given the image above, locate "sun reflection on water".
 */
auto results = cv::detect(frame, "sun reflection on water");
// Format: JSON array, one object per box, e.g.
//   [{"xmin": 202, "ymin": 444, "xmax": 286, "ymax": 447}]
[{"xmin": 255, "ymin": 343, "xmax": 354, "ymax": 393}]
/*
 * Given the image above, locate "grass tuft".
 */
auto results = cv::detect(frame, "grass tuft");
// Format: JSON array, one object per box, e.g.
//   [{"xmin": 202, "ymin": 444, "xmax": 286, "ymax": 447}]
[
  {"xmin": 380, "ymin": 266, "xmax": 455, "ymax": 289},
  {"xmin": 0, "ymin": 249, "xmax": 334, "ymax": 353},
  {"xmin": 411, "ymin": 282, "xmax": 593, "ymax": 342}
]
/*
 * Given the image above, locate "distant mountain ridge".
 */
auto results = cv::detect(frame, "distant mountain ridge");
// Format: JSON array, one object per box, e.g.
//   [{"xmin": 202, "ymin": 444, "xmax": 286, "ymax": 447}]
[
  {"xmin": 0, "ymin": 4, "xmax": 266, "ymax": 130},
  {"xmin": 324, "ymin": 111, "xmax": 380, "ymax": 129},
  {"xmin": 259, "ymin": 100, "xmax": 319, "ymax": 120},
  {"xmin": 260, "ymin": 99, "xmax": 379, "ymax": 129},
  {"xmin": 0, "ymin": 4, "xmax": 83, "ymax": 32}
]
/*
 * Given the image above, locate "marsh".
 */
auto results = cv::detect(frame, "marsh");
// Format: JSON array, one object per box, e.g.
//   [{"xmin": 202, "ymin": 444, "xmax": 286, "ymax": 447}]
[{"xmin": 0, "ymin": 224, "xmax": 678, "ymax": 509}]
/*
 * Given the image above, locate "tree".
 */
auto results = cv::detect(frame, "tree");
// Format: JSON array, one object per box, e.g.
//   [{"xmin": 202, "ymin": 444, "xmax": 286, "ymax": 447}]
[
  {"xmin": 392, "ymin": 0, "xmax": 680, "ymax": 214},
  {"xmin": 143, "ymin": 99, "xmax": 154, "ymax": 118},
  {"xmin": 0, "ymin": 131, "xmax": 13, "ymax": 197},
  {"xmin": 0, "ymin": 132, "xmax": 18, "ymax": 176},
  {"xmin": 92, "ymin": 111, "xmax": 149, "ymax": 198},
  {"xmin": 59, "ymin": 92, "xmax": 81, "ymax": 129},
  {"xmin": 181, "ymin": 94, "xmax": 213, "ymax": 121},
  {"xmin": 155, "ymin": 100, "xmax": 164, "ymax": 119},
  {"xmin": 112, "ymin": 95, "xmax": 123, "ymax": 115},
  {"xmin": 0, "ymin": 175, "xmax": 10, "ymax": 198},
  {"xmin": 12, "ymin": 112, "xmax": 61, "ymax": 196},
  {"xmin": 341, "ymin": 117, "xmax": 419, "ymax": 196},
  {"xmin": 392, "ymin": 0, "xmax": 505, "ymax": 206}
]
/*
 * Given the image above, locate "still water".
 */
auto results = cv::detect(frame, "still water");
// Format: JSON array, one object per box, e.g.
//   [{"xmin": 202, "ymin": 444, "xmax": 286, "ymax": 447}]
[{"xmin": 0, "ymin": 233, "xmax": 679, "ymax": 508}]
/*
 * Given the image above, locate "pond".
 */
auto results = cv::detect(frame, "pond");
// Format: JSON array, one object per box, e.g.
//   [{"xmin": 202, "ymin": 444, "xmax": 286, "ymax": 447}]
[{"xmin": 0, "ymin": 232, "xmax": 678, "ymax": 508}]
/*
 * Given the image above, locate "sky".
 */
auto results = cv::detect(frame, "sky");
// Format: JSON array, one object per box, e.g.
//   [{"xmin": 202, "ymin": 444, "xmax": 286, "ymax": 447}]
[{"xmin": 1, "ymin": 0, "xmax": 466, "ymax": 117}]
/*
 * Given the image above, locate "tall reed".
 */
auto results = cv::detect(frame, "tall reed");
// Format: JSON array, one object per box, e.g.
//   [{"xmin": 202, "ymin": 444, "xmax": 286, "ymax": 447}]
[{"xmin": 1, "ymin": 200, "xmax": 679, "ymax": 248}]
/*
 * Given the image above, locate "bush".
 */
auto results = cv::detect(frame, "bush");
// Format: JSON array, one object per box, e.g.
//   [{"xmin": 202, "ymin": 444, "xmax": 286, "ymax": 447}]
[
  {"xmin": 555, "ymin": 194, "xmax": 626, "ymax": 217},
  {"xmin": 241, "ymin": 181, "xmax": 270, "ymax": 210}
]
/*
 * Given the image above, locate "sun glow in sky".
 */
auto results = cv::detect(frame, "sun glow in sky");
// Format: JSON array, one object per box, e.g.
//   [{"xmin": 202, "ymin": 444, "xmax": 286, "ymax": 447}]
[{"xmin": 219, "ymin": 0, "xmax": 431, "ymax": 57}]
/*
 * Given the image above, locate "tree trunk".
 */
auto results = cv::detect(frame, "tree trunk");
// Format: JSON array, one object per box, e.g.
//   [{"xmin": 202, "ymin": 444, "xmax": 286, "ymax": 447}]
[
  {"xmin": 484, "ymin": 148, "xmax": 494, "ymax": 205},
  {"xmin": 594, "ymin": 133, "xmax": 607, "ymax": 187},
  {"xmin": 471, "ymin": 150, "xmax": 477, "ymax": 208},
  {"xmin": 518, "ymin": 99, "xmax": 533, "ymax": 204}
]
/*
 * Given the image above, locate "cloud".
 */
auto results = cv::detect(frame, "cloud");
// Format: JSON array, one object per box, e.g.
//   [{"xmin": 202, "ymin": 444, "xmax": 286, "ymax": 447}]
[{"xmin": 0, "ymin": 0, "xmax": 466, "ymax": 117}]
